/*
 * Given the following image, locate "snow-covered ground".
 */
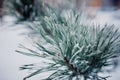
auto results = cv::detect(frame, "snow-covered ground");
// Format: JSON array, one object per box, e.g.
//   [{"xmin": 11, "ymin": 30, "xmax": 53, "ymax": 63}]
[
  {"xmin": 0, "ymin": 16, "xmax": 45, "ymax": 80},
  {"xmin": 0, "ymin": 9, "xmax": 120, "ymax": 80}
]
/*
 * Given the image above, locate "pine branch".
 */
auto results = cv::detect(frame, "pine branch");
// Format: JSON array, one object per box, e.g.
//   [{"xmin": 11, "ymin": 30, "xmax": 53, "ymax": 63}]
[{"xmin": 17, "ymin": 11, "xmax": 120, "ymax": 80}]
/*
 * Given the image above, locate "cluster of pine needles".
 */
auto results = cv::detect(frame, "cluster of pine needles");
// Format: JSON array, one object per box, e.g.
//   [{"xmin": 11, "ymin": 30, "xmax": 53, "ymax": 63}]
[{"xmin": 16, "ymin": 11, "xmax": 120, "ymax": 80}]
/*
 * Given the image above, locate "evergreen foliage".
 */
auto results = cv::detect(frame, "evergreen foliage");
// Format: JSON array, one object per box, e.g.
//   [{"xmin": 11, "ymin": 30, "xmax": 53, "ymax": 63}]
[
  {"xmin": 17, "ymin": 11, "xmax": 120, "ymax": 80},
  {"xmin": 4, "ymin": 0, "xmax": 48, "ymax": 21},
  {"xmin": 4, "ymin": 0, "xmax": 76, "ymax": 22}
]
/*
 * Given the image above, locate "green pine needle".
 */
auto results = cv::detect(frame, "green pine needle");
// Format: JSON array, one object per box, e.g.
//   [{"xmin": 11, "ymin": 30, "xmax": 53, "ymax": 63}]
[{"xmin": 17, "ymin": 11, "xmax": 120, "ymax": 80}]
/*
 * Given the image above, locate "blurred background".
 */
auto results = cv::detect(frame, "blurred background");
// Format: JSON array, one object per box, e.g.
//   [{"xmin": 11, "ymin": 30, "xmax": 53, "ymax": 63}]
[{"xmin": 0, "ymin": 0, "xmax": 120, "ymax": 80}]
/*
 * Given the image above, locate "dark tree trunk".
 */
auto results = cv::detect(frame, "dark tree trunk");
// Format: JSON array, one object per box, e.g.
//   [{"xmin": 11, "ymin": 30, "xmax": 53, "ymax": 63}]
[{"xmin": 0, "ymin": 0, "xmax": 4, "ymax": 18}]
